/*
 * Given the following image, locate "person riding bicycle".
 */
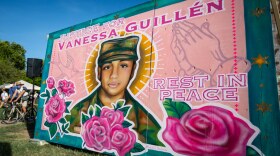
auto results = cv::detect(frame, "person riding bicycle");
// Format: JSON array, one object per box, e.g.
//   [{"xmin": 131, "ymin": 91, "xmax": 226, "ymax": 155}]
[
  {"xmin": 0, "ymin": 88, "xmax": 8, "ymax": 108},
  {"xmin": 4, "ymin": 82, "xmax": 16, "ymax": 103},
  {"xmin": 9, "ymin": 81, "xmax": 28, "ymax": 113}
]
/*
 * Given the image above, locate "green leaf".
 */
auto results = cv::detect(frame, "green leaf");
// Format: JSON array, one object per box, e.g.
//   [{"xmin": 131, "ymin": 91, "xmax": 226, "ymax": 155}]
[
  {"xmin": 125, "ymin": 153, "xmax": 131, "ymax": 156},
  {"xmin": 118, "ymin": 106, "xmax": 131, "ymax": 117},
  {"xmin": 77, "ymin": 103, "xmax": 84, "ymax": 110},
  {"xmin": 40, "ymin": 92, "xmax": 48, "ymax": 98},
  {"xmin": 130, "ymin": 142, "xmax": 145, "ymax": 153},
  {"xmin": 95, "ymin": 105, "xmax": 101, "ymax": 117},
  {"xmin": 44, "ymin": 89, "xmax": 51, "ymax": 102},
  {"xmin": 52, "ymin": 89, "xmax": 58, "ymax": 96},
  {"xmin": 88, "ymin": 105, "xmax": 94, "ymax": 117},
  {"xmin": 49, "ymin": 123, "xmax": 58, "ymax": 139},
  {"xmin": 59, "ymin": 118, "xmax": 66, "ymax": 124},
  {"xmin": 65, "ymin": 108, "xmax": 70, "ymax": 114},
  {"xmin": 62, "ymin": 123, "xmax": 69, "ymax": 134},
  {"xmin": 116, "ymin": 100, "xmax": 125, "ymax": 109},
  {"xmin": 246, "ymin": 146, "xmax": 261, "ymax": 156},
  {"xmin": 44, "ymin": 121, "xmax": 52, "ymax": 128},
  {"xmin": 163, "ymin": 98, "xmax": 191, "ymax": 119},
  {"xmin": 61, "ymin": 124, "xmax": 66, "ymax": 132},
  {"xmin": 82, "ymin": 113, "xmax": 90, "ymax": 124},
  {"xmin": 65, "ymin": 101, "xmax": 71, "ymax": 108},
  {"xmin": 122, "ymin": 120, "xmax": 133, "ymax": 128},
  {"xmin": 64, "ymin": 122, "xmax": 70, "ymax": 129},
  {"xmin": 46, "ymin": 89, "xmax": 51, "ymax": 98},
  {"xmin": 40, "ymin": 89, "xmax": 47, "ymax": 96}
]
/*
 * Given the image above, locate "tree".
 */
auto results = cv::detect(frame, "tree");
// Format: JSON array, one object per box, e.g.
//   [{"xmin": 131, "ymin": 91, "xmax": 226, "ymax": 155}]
[
  {"xmin": 0, "ymin": 40, "xmax": 42, "ymax": 86},
  {"xmin": 0, "ymin": 58, "xmax": 25, "ymax": 84},
  {"xmin": 24, "ymin": 77, "xmax": 42, "ymax": 87},
  {"xmin": 0, "ymin": 41, "xmax": 26, "ymax": 70}
]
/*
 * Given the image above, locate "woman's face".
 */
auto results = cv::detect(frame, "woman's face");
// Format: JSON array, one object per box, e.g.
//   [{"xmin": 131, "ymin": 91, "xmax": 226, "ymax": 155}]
[{"xmin": 99, "ymin": 60, "xmax": 134, "ymax": 98}]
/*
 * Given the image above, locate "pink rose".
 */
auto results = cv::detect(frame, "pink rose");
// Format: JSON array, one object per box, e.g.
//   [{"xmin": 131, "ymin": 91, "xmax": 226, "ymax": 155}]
[
  {"xmin": 57, "ymin": 79, "xmax": 75, "ymax": 97},
  {"xmin": 163, "ymin": 106, "xmax": 255, "ymax": 156},
  {"xmin": 82, "ymin": 116, "xmax": 111, "ymax": 151},
  {"xmin": 110, "ymin": 124, "xmax": 136, "ymax": 156},
  {"xmin": 47, "ymin": 77, "xmax": 55, "ymax": 89},
  {"xmin": 100, "ymin": 108, "xmax": 124, "ymax": 126},
  {"xmin": 45, "ymin": 94, "xmax": 66, "ymax": 123}
]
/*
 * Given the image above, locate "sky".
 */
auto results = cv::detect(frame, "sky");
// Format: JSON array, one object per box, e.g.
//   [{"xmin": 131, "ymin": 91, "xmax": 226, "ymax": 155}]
[{"xmin": 0, "ymin": 0, "xmax": 150, "ymax": 60}]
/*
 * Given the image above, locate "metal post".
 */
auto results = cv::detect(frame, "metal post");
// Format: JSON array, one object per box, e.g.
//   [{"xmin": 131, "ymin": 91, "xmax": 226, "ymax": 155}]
[{"xmin": 31, "ymin": 77, "xmax": 35, "ymax": 120}]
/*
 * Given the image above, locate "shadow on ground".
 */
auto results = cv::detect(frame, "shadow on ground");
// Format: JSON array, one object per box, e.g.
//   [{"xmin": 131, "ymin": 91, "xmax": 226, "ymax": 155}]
[
  {"xmin": 25, "ymin": 120, "xmax": 35, "ymax": 138},
  {"xmin": 0, "ymin": 142, "xmax": 12, "ymax": 156}
]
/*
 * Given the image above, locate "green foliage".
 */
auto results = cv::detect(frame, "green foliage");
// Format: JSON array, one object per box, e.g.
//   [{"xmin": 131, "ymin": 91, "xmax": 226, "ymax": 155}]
[
  {"xmin": 0, "ymin": 41, "xmax": 26, "ymax": 70},
  {"xmin": 88, "ymin": 105, "xmax": 94, "ymax": 117},
  {"xmin": 95, "ymin": 105, "xmax": 101, "ymax": 117},
  {"xmin": 52, "ymin": 89, "xmax": 58, "ymax": 96},
  {"xmin": 59, "ymin": 118, "xmax": 67, "ymax": 124},
  {"xmin": 246, "ymin": 146, "xmax": 261, "ymax": 156},
  {"xmin": 81, "ymin": 113, "xmax": 90, "ymax": 124},
  {"xmin": 0, "ymin": 58, "xmax": 25, "ymax": 84},
  {"xmin": 163, "ymin": 98, "xmax": 191, "ymax": 119},
  {"xmin": 22, "ymin": 74, "xmax": 42, "ymax": 86},
  {"xmin": 114, "ymin": 100, "xmax": 125, "ymax": 110},
  {"xmin": 44, "ymin": 121, "xmax": 58, "ymax": 139},
  {"xmin": 122, "ymin": 120, "xmax": 133, "ymax": 128},
  {"xmin": 118, "ymin": 106, "xmax": 131, "ymax": 117},
  {"xmin": 0, "ymin": 40, "xmax": 42, "ymax": 86},
  {"xmin": 62, "ymin": 123, "xmax": 70, "ymax": 133},
  {"xmin": 65, "ymin": 101, "xmax": 71, "ymax": 108},
  {"xmin": 130, "ymin": 142, "xmax": 145, "ymax": 154}
]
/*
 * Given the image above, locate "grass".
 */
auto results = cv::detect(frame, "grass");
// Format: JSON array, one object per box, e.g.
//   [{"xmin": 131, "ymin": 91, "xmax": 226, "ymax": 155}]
[
  {"xmin": 0, "ymin": 107, "xmax": 5, "ymax": 119},
  {"xmin": 0, "ymin": 108, "xmax": 106, "ymax": 156}
]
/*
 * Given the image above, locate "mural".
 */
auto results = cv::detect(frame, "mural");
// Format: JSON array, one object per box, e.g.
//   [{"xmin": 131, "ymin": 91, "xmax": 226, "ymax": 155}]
[
  {"xmin": 35, "ymin": 0, "xmax": 280, "ymax": 156},
  {"xmin": 67, "ymin": 35, "xmax": 164, "ymax": 146}
]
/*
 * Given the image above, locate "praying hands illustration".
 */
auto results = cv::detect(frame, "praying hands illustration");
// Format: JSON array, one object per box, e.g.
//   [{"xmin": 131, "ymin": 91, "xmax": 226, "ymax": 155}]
[{"xmin": 171, "ymin": 21, "xmax": 250, "ymax": 86}]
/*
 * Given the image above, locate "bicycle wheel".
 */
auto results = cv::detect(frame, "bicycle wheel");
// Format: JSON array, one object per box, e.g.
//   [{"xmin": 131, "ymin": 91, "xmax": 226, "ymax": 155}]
[
  {"xmin": 2, "ymin": 105, "xmax": 12, "ymax": 119},
  {"xmin": 2, "ymin": 106, "xmax": 18, "ymax": 124},
  {"xmin": 2, "ymin": 103, "xmax": 11, "ymax": 120},
  {"xmin": 2, "ymin": 108, "xmax": 8, "ymax": 120}
]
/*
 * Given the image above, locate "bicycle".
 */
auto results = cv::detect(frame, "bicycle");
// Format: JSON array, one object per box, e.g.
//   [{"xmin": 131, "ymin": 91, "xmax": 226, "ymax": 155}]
[
  {"xmin": 1, "ymin": 97, "xmax": 38, "ymax": 124},
  {"xmin": 2, "ymin": 102, "xmax": 25, "ymax": 124}
]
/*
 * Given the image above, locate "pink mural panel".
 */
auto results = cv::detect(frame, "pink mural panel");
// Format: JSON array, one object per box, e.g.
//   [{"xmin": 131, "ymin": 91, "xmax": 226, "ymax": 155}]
[{"xmin": 36, "ymin": 1, "xmax": 267, "ymax": 155}]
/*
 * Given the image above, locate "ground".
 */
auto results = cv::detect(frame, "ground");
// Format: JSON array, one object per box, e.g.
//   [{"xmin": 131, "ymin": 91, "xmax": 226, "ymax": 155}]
[{"xmin": 0, "ymin": 108, "xmax": 106, "ymax": 156}]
